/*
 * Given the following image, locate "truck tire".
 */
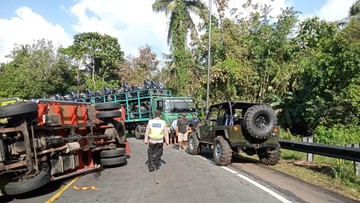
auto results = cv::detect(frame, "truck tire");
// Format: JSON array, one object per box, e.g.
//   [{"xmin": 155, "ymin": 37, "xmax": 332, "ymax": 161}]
[
  {"xmin": 0, "ymin": 102, "xmax": 38, "ymax": 119},
  {"xmin": 101, "ymin": 156, "xmax": 127, "ymax": 166},
  {"xmin": 244, "ymin": 104, "xmax": 277, "ymax": 139},
  {"xmin": 213, "ymin": 136, "xmax": 232, "ymax": 166},
  {"xmin": 4, "ymin": 170, "xmax": 50, "ymax": 195},
  {"xmin": 257, "ymin": 147, "xmax": 281, "ymax": 166},
  {"xmin": 188, "ymin": 132, "xmax": 200, "ymax": 155},
  {"xmin": 100, "ymin": 148, "xmax": 126, "ymax": 158},
  {"xmin": 95, "ymin": 103, "xmax": 121, "ymax": 111},
  {"xmin": 96, "ymin": 111, "xmax": 121, "ymax": 119},
  {"xmin": 115, "ymin": 122, "xmax": 126, "ymax": 144},
  {"xmin": 134, "ymin": 125, "xmax": 143, "ymax": 139}
]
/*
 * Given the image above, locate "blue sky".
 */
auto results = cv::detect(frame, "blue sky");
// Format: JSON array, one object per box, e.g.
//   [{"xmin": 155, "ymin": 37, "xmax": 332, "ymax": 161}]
[{"xmin": 0, "ymin": 0, "xmax": 356, "ymax": 63}]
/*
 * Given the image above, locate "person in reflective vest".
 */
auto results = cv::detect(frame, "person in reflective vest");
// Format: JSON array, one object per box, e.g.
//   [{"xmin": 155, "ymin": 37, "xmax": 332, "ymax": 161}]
[{"xmin": 144, "ymin": 110, "xmax": 169, "ymax": 172}]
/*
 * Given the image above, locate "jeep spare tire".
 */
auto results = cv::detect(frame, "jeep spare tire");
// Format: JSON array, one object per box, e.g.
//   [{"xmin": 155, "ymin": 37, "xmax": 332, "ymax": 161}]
[{"xmin": 244, "ymin": 104, "xmax": 276, "ymax": 139}]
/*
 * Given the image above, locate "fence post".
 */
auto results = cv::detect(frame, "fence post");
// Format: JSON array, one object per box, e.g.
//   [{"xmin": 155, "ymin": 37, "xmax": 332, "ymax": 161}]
[
  {"xmin": 303, "ymin": 136, "xmax": 314, "ymax": 162},
  {"xmin": 346, "ymin": 143, "xmax": 360, "ymax": 176}
]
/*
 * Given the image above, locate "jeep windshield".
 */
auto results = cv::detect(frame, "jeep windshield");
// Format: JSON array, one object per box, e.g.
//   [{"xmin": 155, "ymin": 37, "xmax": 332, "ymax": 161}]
[{"xmin": 164, "ymin": 98, "xmax": 196, "ymax": 113}]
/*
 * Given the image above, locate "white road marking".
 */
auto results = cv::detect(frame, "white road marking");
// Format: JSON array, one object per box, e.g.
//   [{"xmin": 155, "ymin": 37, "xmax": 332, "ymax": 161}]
[{"xmin": 195, "ymin": 155, "xmax": 292, "ymax": 203}]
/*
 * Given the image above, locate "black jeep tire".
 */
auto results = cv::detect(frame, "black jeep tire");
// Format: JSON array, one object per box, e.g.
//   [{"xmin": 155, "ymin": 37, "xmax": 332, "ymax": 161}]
[
  {"xmin": 213, "ymin": 136, "xmax": 232, "ymax": 166},
  {"xmin": 101, "ymin": 156, "xmax": 127, "ymax": 166},
  {"xmin": 4, "ymin": 170, "xmax": 50, "ymax": 195},
  {"xmin": 257, "ymin": 147, "xmax": 281, "ymax": 166},
  {"xmin": 0, "ymin": 102, "xmax": 38, "ymax": 119},
  {"xmin": 188, "ymin": 132, "xmax": 200, "ymax": 155},
  {"xmin": 134, "ymin": 125, "xmax": 143, "ymax": 139},
  {"xmin": 95, "ymin": 103, "xmax": 121, "ymax": 111},
  {"xmin": 100, "ymin": 148, "xmax": 126, "ymax": 158},
  {"xmin": 244, "ymin": 104, "xmax": 277, "ymax": 139},
  {"xmin": 96, "ymin": 111, "xmax": 121, "ymax": 119}
]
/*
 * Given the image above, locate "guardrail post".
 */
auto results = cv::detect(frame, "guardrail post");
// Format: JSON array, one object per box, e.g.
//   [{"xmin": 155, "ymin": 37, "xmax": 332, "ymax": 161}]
[
  {"xmin": 346, "ymin": 143, "xmax": 360, "ymax": 176},
  {"xmin": 303, "ymin": 136, "xmax": 314, "ymax": 162}
]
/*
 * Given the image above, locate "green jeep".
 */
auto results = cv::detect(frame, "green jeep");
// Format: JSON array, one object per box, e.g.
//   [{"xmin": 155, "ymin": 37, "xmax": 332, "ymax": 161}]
[{"xmin": 188, "ymin": 101, "xmax": 280, "ymax": 166}]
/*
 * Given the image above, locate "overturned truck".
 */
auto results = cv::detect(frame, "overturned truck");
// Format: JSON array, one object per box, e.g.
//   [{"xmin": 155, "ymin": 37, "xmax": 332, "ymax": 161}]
[{"xmin": 0, "ymin": 99, "xmax": 129, "ymax": 196}]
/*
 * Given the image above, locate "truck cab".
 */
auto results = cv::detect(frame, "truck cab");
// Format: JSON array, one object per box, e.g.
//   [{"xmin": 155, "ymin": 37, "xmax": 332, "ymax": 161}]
[{"xmin": 152, "ymin": 97, "xmax": 197, "ymax": 126}]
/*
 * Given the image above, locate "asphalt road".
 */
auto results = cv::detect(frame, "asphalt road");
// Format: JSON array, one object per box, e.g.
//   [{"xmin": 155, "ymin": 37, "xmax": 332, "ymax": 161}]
[{"xmin": 0, "ymin": 137, "xmax": 356, "ymax": 203}]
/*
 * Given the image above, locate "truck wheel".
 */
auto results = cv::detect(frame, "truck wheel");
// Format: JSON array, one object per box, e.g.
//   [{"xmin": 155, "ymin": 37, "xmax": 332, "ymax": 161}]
[
  {"xmin": 257, "ymin": 147, "xmax": 281, "ymax": 166},
  {"xmin": 101, "ymin": 156, "xmax": 127, "ymax": 166},
  {"xmin": 0, "ymin": 102, "xmax": 38, "ymax": 119},
  {"xmin": 188, "ymin": 132, "xmax": 200, "ymax": 155},
  {"xmin": 115, "ymin": 122, "xmax": 126, "ymax": 144},
  {"xmin": 4, "ymin": 170, "xmax": 50, "ymax": 195},
  {"xmin": 95, "ymin": 103, "xmax": 121, "ymax": 111},
  {"xmin": 244, "ymin": 105, "xmax": 277, "ymax": 139},
  {"xmin": 213, "ymin": 136, "xmax": 232, "ymax": 166},
  {"xmin": 134, "ymin": 125, "xmax": 143, "ymax": 139},
  {"xmin": 96, "ymin": 111, "xmax": 121, "ymax": 119},
  {"xmin": 100, "ymin": 148, "xmax": 126, "ymax": 158}
]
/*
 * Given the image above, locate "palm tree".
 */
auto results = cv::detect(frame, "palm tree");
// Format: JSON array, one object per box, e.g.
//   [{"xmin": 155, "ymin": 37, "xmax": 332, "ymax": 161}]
[
  {"xmin": 152, "ymin": 0, "xmax": 208, "ymax": 50},
  {"xmin": 152, "ymin": 0, "xmax": 208, "ymax": 95}
]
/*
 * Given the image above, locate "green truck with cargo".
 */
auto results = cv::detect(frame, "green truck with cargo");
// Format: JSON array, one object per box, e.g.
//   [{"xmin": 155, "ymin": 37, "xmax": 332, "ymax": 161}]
[{"xmin": 78, "ymin": 88, "xmax": 197, "ymax": 139}]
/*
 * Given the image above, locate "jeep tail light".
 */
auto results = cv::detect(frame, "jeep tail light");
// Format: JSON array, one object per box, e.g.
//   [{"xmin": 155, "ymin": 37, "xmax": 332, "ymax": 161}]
[{"xmin": 233, "ymin": 126, "xmax": 239, "ymax": 132}]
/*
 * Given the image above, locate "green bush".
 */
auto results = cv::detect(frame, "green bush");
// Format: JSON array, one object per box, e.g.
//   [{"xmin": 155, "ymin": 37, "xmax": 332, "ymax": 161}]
[{"xmin": 314, "ymin": 124, "xmax": 360, "ymax": 145}]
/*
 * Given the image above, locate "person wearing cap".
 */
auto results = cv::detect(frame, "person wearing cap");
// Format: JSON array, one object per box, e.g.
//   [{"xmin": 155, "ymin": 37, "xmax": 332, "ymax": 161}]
[
  {"xmin": 191, "ymin": 113, "xmax": 200, "ymax": 130},
  {"xmin": 176, "ymin": 113, "xmax": 189, "ymax": 150},
  {"xmin": 144, "ymin": 110, "xmax": 169, "ymax": 172}
]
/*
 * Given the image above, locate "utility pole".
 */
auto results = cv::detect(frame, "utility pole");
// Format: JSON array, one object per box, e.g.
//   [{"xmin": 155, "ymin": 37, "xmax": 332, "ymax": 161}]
[{"xmin": 206, "ymin": 0, "xmax": 212, "ymax": 114}]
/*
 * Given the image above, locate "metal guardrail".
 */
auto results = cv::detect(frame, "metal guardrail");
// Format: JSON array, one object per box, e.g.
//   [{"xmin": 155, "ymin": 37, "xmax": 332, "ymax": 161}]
[{"xmin": 279, "ymin": 140, "xmax": 360, "ymax": 162}]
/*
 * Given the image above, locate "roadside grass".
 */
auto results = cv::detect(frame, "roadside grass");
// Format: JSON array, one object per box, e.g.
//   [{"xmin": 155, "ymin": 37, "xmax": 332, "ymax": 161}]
[{"xmin": 269, "ymin": 149, "xmax": 360, "ymax": 201}]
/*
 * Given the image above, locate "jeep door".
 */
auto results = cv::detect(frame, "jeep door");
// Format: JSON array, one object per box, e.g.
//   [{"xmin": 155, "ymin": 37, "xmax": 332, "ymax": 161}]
[{"xmin": 200, "ymin": 107, "xmax": 218, "ymax": 143}]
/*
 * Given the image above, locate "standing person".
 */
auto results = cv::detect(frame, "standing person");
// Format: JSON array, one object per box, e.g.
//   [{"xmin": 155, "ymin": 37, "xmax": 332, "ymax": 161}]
[
  {"xmin": 223, "ymin": 107, "xmax": 233, "ymax": 126},
  {"xmin": 176, "ymin": 113, "xmax": 189, "ymax": 150},
  {"xmin": 170, "ymin": 117, "xmax": 180, "ymax": 145},
  {"xmin": 191, "ymin": 113, "xmax": 200, "ymax": 131},
  {"xmin": 144, "ymin": 110, "xmax": 169, "ymax": 172}
]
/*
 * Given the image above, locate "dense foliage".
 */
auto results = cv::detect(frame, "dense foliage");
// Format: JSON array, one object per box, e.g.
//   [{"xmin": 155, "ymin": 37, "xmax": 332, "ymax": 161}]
[
  {"xmin": 60, "ymin": 32, "xmax": 125, "ymax": 91},
  {"xmin": 0, "ymin": 1, "xmax": 359, "ymax": 142},
  {"xmin": 0, "ymin": 39, "xmax": 76, "ymax": 99}
]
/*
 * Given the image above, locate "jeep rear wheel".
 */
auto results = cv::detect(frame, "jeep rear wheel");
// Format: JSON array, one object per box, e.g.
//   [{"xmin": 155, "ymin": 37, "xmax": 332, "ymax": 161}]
[
  {"xmin": 188, "ymin": 132, "xmax": 200, "ymax": 155},
  {"xmin": 257, "ymin": 147, "xmax": 281, "ymax": 166},
  {"xmin": 213, "ymin": 136, "xmax": 232, "ymax": 166},
  {"xmin": 244, "ymin": 105, "xmax": 277, "ymax": 139}
]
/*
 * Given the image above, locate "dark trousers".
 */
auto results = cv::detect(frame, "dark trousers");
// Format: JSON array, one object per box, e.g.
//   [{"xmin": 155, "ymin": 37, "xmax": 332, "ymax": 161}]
[{"xmin": 148, "ymin": 143, "xmax": 163, "ymax": 166}]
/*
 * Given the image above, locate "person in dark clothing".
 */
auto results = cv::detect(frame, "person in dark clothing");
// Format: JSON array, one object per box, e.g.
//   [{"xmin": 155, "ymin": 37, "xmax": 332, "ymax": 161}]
[
  {"xmin": 176, "ymin": 113, "xmax": 189, "ymax": 150},
  {"xmin": 144, "ymin": 110, "xmax": 169, "ymax": 172}
]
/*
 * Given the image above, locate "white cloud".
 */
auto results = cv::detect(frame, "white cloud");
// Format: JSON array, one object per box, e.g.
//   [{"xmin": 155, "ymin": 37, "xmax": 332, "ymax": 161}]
[
  {"xmin": 0, "ymin": 7, "xmax": 73, "ymax": 63},
  {"xmin": 69, "ymin": 0, "xmax": 169, "ymax": 59},
  {"xmin": 316, "ymin": 0, "xmax": 356, "ymax": 21},
  {"xmin": 2, "ymin": 0, "xmax": 353, "ymax": 64}
]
